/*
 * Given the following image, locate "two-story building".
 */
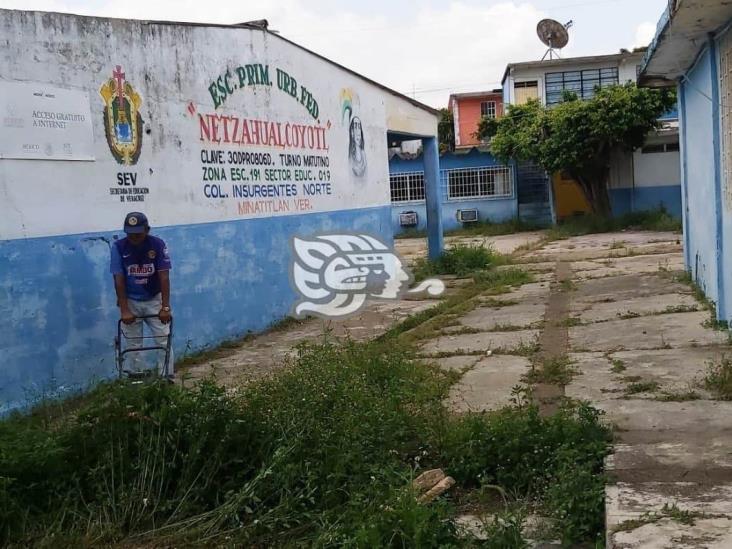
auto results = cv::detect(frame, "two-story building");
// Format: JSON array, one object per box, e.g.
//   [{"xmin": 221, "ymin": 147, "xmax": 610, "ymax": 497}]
[
  {"xmin": 388, "ymin": 89, "xmax": 518, "ymax": 234},
  {"xmin": 502, "ymin": 49, "xmax": 681, "ymax": 221},
  {"xmin": 450, "ymin": 89, "xmax": 504, "ymax": 149}
]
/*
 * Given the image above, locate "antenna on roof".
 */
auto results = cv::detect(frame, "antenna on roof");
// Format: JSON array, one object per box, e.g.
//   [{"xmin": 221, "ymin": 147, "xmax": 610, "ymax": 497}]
[{"xmin": 537, "ymin": 19, "xmax": 572, "ymax": 61}]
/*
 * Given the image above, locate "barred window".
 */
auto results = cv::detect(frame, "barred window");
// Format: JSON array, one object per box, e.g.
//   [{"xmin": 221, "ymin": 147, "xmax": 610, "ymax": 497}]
[
  {"xmin": 480, "ymin": 101, "xmax": 496, "ymax": 118},
  {"xmin": 390, "ymin": 171, "xmax": 425, "ymax": 203},
  {"xmin": 446, "ymin": 166, "xmax": 512, "ymax": 200},
  {"xmin": 545, "ymin": 67, "xmax": 618, "ymax": 105}
]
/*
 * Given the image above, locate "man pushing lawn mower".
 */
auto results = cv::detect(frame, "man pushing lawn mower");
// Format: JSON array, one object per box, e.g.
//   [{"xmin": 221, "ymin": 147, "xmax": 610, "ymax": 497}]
[{"xmin": 111, "ymin": 212, "xmax": 174, "ymax": 380}]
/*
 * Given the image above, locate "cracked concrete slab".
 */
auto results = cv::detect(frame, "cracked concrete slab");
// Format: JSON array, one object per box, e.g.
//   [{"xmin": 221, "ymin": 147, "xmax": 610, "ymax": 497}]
[
  {"xmin": 565, "ymin": 348, "xmax": 728, "ymax": 407},
  {"xmin": 455, "ymin": 303, "xmax": 546, "ymax": 331},
  {"xmin": 448, "ymin": 355, "xmax": 530, "ymax": 412},
  {"xmin": 431, "ymin": 354, "xmax": 482, "ymax": 372},
  {"xmin": 573, "ymin": 273, "xmax": 693, "ymax": 303},
  {"xmin": 574, "ymin": 293, "xmax": 700, "ymax": 323},
  {"xmin": 570, "ymin": 312, "xmax": 728, "ymax": 352},
  {"xmin": 420, "ymin": 330, "xmax": 539, "ymax": 356},
  {"xmin": 596, "ymin": 399, "xmax": 732, "ymax": 433},
  {"xmin": 607, "ymin": 482, "xmax": 732, "ymax": 548}
]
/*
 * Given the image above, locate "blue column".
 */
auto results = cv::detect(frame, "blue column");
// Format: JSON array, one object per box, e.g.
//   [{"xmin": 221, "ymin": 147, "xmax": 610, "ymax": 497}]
[
  {"xmin": 709, "ymin": 34, "xmax": 726, "ymax": 321},
  {"xmin": 422, "ymin": 136, "xmax": 443, "ymax": 261},
  {"xmin": 678, "ymin": 81, "xmax": 691, "ymax": 271}
]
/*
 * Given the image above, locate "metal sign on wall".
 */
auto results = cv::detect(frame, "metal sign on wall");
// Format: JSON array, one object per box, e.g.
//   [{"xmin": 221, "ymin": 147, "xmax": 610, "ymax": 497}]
[{"xmin": 0, "ymin": 81, "xmax": 95, "ymax": 161}]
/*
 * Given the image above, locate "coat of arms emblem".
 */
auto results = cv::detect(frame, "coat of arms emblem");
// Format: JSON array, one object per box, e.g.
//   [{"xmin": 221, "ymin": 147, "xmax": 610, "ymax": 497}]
[{"xmin": 99, "ymin": 65, "xmax": 143, "ymax": 165}]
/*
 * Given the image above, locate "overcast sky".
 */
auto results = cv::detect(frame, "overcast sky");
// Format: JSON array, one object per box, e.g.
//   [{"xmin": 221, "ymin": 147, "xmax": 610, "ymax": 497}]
[{"xmin": 1, "ymin": 0, "xmax": 668, "ymax": 107}]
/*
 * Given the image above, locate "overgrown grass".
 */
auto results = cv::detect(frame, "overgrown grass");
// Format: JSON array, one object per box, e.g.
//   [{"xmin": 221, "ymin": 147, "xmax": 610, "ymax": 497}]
[
  {"xmin": 704, "ymin": 357, "xmax": 732, "ymax": 400},
  {"xmin": 445, "ymin": 218, "xmax": 543, "ymax": 237},
  {"xmin": 394, "ymin": 218, "xmax": 542, "ymax": 241},
  {"xmin": 411, "ymin": 243, "xmax": 506, "ymax": 281},
  {"xmin": 1, "ymin": 341, "xmax": 612, "ymax": 547},
  {"xmin": 546, "ymin": 208, "xmax": 681, "ymax": 240}
]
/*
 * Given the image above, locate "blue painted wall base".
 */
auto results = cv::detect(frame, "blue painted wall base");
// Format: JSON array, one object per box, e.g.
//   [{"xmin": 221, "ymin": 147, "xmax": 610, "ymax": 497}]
[
  {"xmin": 0, "ymin": 206, "xmax": 392, "ymax": 414},
  {"xmin": 609, "ymin": 185, "xmax": 683, "ymax": 218}
]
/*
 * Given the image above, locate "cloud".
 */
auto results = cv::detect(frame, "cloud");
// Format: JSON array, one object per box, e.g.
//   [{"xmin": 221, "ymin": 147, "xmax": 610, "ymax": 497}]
[
  {"xmin": 1, "ymin": 0, "xmax": 548, "ymax": 107},
  {"xmin": 634, "ymin": 22, "xmax": 656, "ymax": 48}
]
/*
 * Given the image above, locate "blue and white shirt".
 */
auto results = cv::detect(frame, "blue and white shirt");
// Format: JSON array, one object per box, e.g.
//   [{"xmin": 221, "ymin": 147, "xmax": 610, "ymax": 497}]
[{"xmin": 110, "ymin": 235, "xmax": 172, "ymax": 301}]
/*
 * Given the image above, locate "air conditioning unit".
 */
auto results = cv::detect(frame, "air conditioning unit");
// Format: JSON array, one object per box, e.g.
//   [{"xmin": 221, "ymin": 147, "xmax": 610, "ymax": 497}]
[
  {"xmin": 456, "ymin": 209, "xmax": 479, "ymax": 223},
  {"xmin": 399, "ymin": 211, "xmax": 419, "ymax": 227}
]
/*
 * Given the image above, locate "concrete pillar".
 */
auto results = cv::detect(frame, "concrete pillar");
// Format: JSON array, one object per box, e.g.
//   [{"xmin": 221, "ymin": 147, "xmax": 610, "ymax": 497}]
[
  {"xmin": 422, "ymin": 136, "xmax": 443, "ymax": 261},
  {"xmin": 709, "ymin": 33, "xmax": 726, "ymax": 321}
]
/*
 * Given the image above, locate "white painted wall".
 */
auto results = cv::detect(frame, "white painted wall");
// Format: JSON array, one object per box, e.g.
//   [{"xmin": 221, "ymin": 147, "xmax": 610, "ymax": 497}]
[
  {"xmin": 634, "ymin": 150, "xmax": 681, "ymax": 187},
  {"xmin": 0, "ymin": 10, "xmax": 436, "ymax": 241},
  {"xmin": 504, "ymin": 52, "xmax": 644, "ymax": 107}
]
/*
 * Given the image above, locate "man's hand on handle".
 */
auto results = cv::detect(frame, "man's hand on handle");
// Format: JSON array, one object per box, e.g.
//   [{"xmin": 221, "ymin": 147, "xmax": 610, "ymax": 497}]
[
  {"xmin": 120, "ymin": 307, "xmax": 136, "ymax": 325},
  {"xmin": 158, "ymin": 307, "xmax": 172, "ymax": 324}
]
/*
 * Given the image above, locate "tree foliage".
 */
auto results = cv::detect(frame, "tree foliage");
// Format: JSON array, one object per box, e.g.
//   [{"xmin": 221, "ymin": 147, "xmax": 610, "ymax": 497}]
[
  {"xmin": 480, "ymin": 84, "xmax": 677, "ymax": 215},
  {"xmin": 438, "ymin": 107, "xmax": 455, "ymax": 153}
]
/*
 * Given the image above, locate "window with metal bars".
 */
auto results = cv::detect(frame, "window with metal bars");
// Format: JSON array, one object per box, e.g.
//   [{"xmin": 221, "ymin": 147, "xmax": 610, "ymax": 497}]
[
  {"xmin": 446, "ymin": 166, "xmax": 512, "ymax": 200},
  {"xmin": 544, "ymin": 67, "xmax": 619, "ymax": 106},
  {"xmin": 389, "ymin": 171, "xmax": 425, "ymax": 203}
]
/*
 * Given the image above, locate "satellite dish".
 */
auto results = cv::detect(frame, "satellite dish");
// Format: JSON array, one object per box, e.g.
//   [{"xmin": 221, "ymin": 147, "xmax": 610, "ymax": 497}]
[{"xmin": 537, "ymin": 19, "xmax": 572, "ymax": 60}]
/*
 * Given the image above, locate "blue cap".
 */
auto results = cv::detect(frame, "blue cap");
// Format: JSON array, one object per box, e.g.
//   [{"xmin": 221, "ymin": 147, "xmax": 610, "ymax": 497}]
[{"xmin": 124, "ymin": 212, "xmax": 149, "ymax": 234}]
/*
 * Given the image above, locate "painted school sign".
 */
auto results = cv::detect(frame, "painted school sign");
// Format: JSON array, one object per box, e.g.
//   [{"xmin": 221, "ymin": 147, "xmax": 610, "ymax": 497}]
[{"xmin": 0, "ymin": 9, "xmax": 437, "ymax": 413}]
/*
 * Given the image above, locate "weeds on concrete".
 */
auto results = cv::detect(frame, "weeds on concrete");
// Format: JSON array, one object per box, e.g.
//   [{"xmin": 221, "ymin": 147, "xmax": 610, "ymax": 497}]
[
  {"xmin": 610, "ymin": 359, "xmax": 626, "ymax": 373},
  {"xmin": 481, "ymin": 297, "xmax": 521, "ymax": 308},
  {"xmin": 498, "ymin": 338, "xmax": 542, "ymax": 357},
  {"xmin": 675, "ymin": 271, "xmax": 730, "ymax": 330},
  {"xmin": 703, "ymin": 357, "xmax": 732, "ymax": 400},
  {"xmin": 385, "ymin": 268, "xmax": 533, "ymax": 344},
  {"xmin": 624, "ymin": 380, "xmax": 661, "ymax": 395},
  {"xmin": 655, "ymin": 389, "xmax": 701, "ymax": 402},
  {"xmin": 2, "ymin": 340, "xmax": 611, "ymax": 547},
  {"xmin": 525, "ymin": 356, "xmax": 578, "ymax": 386},
  {"xmin": 559, "ymin": 279, "xmax": 577, "ymax": 292},
  {"xmin": 614, "ymin": 503, "xmax": 714, "ymax": 533},
  {"xmin": 559, "ymin": 316, "xmax": 583, "ymax": 327}
]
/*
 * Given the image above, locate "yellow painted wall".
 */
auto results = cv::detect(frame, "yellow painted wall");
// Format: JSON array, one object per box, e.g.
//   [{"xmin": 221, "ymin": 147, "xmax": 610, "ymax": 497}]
[{"xmin": 552, "ymin": 171, "xmax": 591, "ymax": 219}]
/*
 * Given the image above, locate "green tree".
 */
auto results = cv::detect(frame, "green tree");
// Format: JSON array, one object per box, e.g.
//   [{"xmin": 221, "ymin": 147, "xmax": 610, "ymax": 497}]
[
  {"xmin": 481, "ymin": 84, "xmax": 676, "ymax": 216},
  {"xmin": 438, "ymin": 107, "xmax": 455, "ymax": 153}
]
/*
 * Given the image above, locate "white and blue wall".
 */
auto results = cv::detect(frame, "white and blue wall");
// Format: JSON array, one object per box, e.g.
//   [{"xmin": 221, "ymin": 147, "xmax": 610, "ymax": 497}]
[
  {"xmin": 389, "ymin": 148, "xmax": 518, "ymax": 234},
  {"xmin": 642, "ymin": 10, "xmax": 732, "ymax": 323},
  {"xmin": 0, "ymin": 10, "xmax": 437, "ymax": 413},
  {"xmin": 677, "ymin": 34, "xmax": 728, "ymax": 320},
  {"xmin": 607, "ymin": 131, "xmax": 683, "ymax": 219}
]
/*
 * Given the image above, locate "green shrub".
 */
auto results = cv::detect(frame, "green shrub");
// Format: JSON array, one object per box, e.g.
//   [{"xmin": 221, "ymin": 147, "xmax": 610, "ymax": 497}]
[{"xmin": 412, "ymin": 244, "xmax": 502, "ymax": 280}]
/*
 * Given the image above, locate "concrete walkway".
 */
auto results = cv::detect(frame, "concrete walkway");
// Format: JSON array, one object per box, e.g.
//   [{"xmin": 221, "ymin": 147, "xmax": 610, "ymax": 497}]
[
  {"xmin": 425, "ymin": 230, "xmax": 732, "ymax": 548},
  {"xmin": 180, "ymin": 231, "xmax": 543, "ymax": 385},
  {"xmin": 182, "ymin": 228, "xmax": 732, "ymax": 546}
]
